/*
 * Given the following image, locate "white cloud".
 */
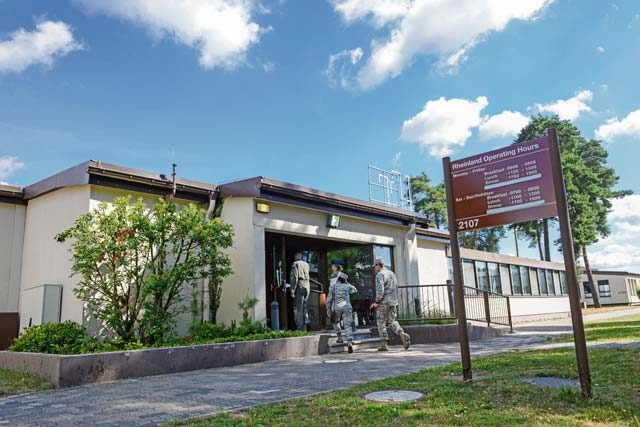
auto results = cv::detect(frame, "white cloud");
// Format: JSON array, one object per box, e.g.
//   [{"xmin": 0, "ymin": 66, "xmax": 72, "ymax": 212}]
[
  {"xmin": 75, "ymin": 0, "xmax": 266, "ymax": 70},
  {"xmin": 534, "ymin": 90, "xmax": 593, "ymax": 121},
  {"xmin": 400, "ymin": 96, "xmax": 488, "ymax": 157},
  {"xmin": 326, "ymin": 47, "xmax": 363, "ymax": 88},
  {"xmin": 0, "ymin": 21, "xmax": 82, "ymax": 73},
  {"xmin": 332, "ymin": 0, "xmax": 554, "ymax": 89},
  {"xmin": 332, "ymin": 0, "xmax": 410, "ymax": 27},
  {"xmin": 478, "ymin": 110, "xmax": 529, "ymax": 141},
  {"xmin": 595, "ymin": 109, "xmax": 640, "ymax": 141},
  {"xmin": 596, "ymin": 46, "xmax": 605, "ymax": 53},
  {"xmin": 589, "ymin": 195, "xmax": 640, "ymax": 271},
  {"xmin": 0, "ymin": 155, "xmax": 25, "ymax": 183}
]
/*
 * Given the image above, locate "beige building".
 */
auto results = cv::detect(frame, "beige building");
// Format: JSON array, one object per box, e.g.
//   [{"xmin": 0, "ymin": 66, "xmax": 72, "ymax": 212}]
[
  {"xmin": 579, "ymin": 270, "xmax": 640, "ymax": 307},
  {"xmin": 0, "ymin": 160, "xmax": 573, "ymax": 346}
]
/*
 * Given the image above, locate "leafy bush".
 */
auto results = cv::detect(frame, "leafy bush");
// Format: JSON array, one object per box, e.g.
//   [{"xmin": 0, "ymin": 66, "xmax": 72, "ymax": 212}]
[
  {"xmin": 55, "ymin": 196, "xmax": 234, "ymax": 345},
  {"xmin": 191, "ymin": 322, "xmax": 230, "ymax": 341},
  {"xmin": 196, "ymin": 330, "xmax": 310, "ymax": 345},
  {"xmin": 10, "ymin": 321, "xmax": 95, "ymax": 355},
  {"xmin": 10, "ymin": 321, "xmax": 311, "ymax": 354},
  {"xmin": 192, "ymin": 320, "xmax": 268, "ymax": 341}
]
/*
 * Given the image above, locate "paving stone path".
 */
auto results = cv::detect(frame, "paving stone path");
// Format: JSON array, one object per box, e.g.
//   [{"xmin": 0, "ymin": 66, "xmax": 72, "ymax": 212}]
[{"xmin": 1, "ymin": 310, "xmax": 638, "ymax": 427}]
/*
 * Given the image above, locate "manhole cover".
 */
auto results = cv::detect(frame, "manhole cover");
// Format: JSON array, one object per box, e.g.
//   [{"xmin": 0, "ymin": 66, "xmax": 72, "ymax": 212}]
[
  {"xmin": 522, "ymin": 377, "xmax": 580, "ymax": 389},
  {"xmin": 323, "ymin": 358, "xmax": 360, "ymax": 364},
  {"xmin": 364, "ymin": 390, "xmax": 423, "ymax": 402}
]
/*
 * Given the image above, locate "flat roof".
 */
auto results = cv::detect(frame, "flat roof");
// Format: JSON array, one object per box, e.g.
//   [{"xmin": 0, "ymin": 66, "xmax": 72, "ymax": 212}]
[
  {"xmin": 416, "ymin": 227, "xmax": 450, "ymax": 242},
  {"xmin": 5, "ymin": 160, "xmax": 430, "ymax": 226},
  {"xmin": 588, "ymin": 270, "xmax": 640, "ymax": 278},
  {"xmin": 23, "ymin": 160, "xmax": 216, "ymax": 202},
  {"xmin": 219, "ymin": 176, "xmax": 428, "ymax": 227},
  {"xmin": 0, "ymin": 183, "xmax": 25, "ymax": 205}
]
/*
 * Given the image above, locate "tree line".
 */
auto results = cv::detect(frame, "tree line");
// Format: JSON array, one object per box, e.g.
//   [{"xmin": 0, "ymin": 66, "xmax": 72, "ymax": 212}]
[{"xmin": 410, "ymin": 115, "xmax": 630, "ymax": 308}]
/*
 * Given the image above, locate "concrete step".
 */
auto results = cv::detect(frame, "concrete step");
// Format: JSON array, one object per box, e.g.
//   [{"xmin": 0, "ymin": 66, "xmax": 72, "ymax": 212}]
[
  {"xmin": 329, "ymin": 337, "xmax": 384, "ymax": 354},
  {"xmin": 327, "ymin": 331, "xmax": 374, "ymax": 344}
]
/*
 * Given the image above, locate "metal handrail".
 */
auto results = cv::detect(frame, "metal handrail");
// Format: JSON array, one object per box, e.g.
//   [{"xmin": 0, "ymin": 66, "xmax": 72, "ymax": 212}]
[
  {"xmin": 399, "ymin": 283, "xmax": 506, "ymax": 298},
  {"xmin": 396, "ymin": 283, "xmax": 512, "ymax": 331}
]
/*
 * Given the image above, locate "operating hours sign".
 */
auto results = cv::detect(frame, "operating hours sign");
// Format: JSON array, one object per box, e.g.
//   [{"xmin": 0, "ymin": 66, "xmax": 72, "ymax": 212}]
[{"xmin": 448, "ymin": 135, "xmax": 558, "ymax": 232}]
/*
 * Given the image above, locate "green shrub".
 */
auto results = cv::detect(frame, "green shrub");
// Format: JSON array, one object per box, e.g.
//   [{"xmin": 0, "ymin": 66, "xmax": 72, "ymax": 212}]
[
  {"xmin": 191, "ymin": 322, "xmax": 230, "ymax": 341},
  {"xmin": 234, "ymin": 320, "xmax": 268, "ymax": 337},
  {"xmin": 10, "ymin": 321, "xmax": 94, "ymax": 355},
  {"xmin": 200, "ymin": 330, "xmax": 310, "ymax": 345}
]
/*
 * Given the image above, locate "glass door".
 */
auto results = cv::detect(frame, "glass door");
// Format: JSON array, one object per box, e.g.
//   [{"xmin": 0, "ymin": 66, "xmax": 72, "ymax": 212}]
[{"xmin": 327, "ymin": 246, "xmax": 374, "ymax": 328}]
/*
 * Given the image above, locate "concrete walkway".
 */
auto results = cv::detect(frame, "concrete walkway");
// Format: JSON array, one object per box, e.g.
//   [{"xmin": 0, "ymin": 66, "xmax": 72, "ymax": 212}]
[{"xmin": 1, "ymin": 309, "xmax": 638, "ymax": 427}]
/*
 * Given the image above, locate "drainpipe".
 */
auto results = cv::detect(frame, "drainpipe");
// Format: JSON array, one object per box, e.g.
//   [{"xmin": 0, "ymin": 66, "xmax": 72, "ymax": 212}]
[
  {"xmin": 404, "ymin": 221, "xmax": 418, "ymax": 286},
  {"xmin": 205, "ymin": 191, "xmax": 217, "ymax": 220},
  {"xmin": 201, "ymin": 191, "xmax": 217, "ymax": 323}
]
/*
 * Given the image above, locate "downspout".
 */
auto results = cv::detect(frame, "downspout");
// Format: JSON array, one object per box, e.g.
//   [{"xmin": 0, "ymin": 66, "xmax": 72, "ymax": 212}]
[
  {"xmin": 201, "ymin": 191, "xmax": 217, "ymax": 323},
  {"xmin": 404, "ymin": 221, "xmax": 418, "ymax": 286},
  {"xmin": 205, "ymin": 191, "xmax": 217, "ymax": 220}
]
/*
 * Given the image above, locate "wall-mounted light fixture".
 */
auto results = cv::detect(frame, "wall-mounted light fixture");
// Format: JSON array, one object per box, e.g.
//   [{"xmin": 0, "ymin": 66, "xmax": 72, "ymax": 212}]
[
  {"xmin": 256, "ymin": 202, "xmax": 270, "ymax": 214},
  {"xmin": 327, "ymin": 214, "xmax": 341, "ymax": 228}
]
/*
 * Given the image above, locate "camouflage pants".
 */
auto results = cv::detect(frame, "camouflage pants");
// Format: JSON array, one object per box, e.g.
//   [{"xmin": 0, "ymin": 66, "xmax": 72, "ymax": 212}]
[
  {"xmin": 293, "ymin": 287, "xmax": 310, "ymax": 331},
  {"xmin": 376, "ymin": 304, "xmax": 404, "ymax": 340},
  {"xmin": 331, "ymin": 307, "xmax": 354, "ymax": 342}
]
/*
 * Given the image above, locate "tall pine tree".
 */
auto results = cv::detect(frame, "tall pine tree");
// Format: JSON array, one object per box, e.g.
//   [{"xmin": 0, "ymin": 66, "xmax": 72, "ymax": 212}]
[{"xmin": 515, "ymin": 115, "xmax": 631, "ymax": 307}]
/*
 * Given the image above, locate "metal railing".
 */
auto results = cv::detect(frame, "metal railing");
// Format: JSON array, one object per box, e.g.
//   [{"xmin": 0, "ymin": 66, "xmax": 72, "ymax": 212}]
[{"xmin": 398, "ymin": 284, "xmax": 512, "ymax": 331}]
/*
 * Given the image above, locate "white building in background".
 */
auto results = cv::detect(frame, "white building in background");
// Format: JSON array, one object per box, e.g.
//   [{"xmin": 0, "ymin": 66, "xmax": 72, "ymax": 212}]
[
  {"xmin": 579, "ymin": 270, "xmax": 640, "ymax": 307},
  {"xmin": 0, "ymin": 160, "xmax": 573, "ymax": 347}
]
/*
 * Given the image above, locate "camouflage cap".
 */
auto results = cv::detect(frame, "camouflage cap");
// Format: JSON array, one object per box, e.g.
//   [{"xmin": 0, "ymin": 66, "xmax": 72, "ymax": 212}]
[{"xmin": 374, "ymin": 257, "xmax": 385, "ymax": 266}]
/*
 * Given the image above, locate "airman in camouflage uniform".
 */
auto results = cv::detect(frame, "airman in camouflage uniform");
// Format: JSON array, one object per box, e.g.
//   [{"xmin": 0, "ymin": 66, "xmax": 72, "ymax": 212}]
[
  {"xmin": 370, "ymin": 257, "xmax": 411, "ymax": 351},
  {"xmin": 326, "ymin": 271, "xmax": 357, "ymax": 353},
  {"xmin": 290, "ymin": 252, "xmax": 310, "ymax": 331}
]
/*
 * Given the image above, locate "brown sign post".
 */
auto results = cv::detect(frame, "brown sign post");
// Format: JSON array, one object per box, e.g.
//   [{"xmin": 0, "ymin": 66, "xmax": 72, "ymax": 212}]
[{"xmin": 443, "ymin": 128, "xmax": 591, "ymax": 395}]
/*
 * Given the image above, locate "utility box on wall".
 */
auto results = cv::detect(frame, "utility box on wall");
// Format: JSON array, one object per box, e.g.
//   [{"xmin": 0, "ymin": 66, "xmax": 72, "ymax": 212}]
[{"xmin": 19, "ymin": 284, "xmax": 63, "ymax": 331}]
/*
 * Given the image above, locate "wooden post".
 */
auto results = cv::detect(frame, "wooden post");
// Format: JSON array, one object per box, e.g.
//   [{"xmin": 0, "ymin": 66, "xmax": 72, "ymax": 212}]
[
  {"xmin": 443, "ymin": 157, "xmax": 473, "ymax": 381},
  {"xmin": 548, "ymin": 127, "xmax": 592, "ymax": 396}
]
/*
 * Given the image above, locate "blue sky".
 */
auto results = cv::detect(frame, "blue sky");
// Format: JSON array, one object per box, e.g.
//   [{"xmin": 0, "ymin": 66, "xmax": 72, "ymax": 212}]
[{"xmin": 1, "ymin": 0, "xmax": 640, "ymax": 267}]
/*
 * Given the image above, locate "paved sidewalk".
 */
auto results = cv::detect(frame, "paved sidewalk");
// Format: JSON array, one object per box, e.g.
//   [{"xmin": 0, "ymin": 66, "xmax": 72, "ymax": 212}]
[{"xmin": 0, "ymin": 310, "xmax": 637, "ymax": 427}]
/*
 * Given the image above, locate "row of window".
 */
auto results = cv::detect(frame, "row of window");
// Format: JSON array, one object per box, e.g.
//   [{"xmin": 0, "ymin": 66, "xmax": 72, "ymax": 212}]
[
  {"xmin": 450, "ymin": 258, "xmax": 568, "ymax": 296},
  {"xmin": 627, "ymin": 277, "xmax": 639, "ymax": 297},
  {"xmin": 583, "ymin": 280, "xmax": 611, "ymax": 298}
]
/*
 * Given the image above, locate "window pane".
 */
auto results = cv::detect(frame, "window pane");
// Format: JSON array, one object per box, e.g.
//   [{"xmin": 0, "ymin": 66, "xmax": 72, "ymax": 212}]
[
  {"xmin": 520, "ymin": 266, "xmax": 531, "ymax": 295},
  {"xmin": 476, "ymin": 261, "xmax": 490, "ymax": 291},
  {"xmin": 488, "ymin": 262, "xmax": 502, "ymax": 294},
  {"xmin": 374, "ymin": 245, "xmax": 394, "ymax": 270},
  {"xmin": 553, "ymin": 271, "xmax": 561, "ymax": 295},
  {"xmin": 530, "ymin": 268, "xmax": 539, "ymax": 295},
  {"xmin": 598, "ymin": 280, "xmax": 611, "ymax": 297},
  {"xmin": 560, "ymin": 271, "xmax": 568, "ymax": 294},
  {"xmin": 583, "ymin": 282, "xmax": 592, "ymax": 297},
  {"xmin": 499, "ymin": 264, "xmax": 512, "ymax": 295},
  {"xmin": 538, "ymin": 269, "xmax": 548, "ymax": 295},
  {"xmin": 546, "ymin": 270, "xmax": 555, "ymax": 295},
  {"xmin": 463, "ymin": 260, "xmax": 476, "ymax": 288},
  {"xmin": 510, "ymin": 265, "xmax": 522, "ymax": 295}
]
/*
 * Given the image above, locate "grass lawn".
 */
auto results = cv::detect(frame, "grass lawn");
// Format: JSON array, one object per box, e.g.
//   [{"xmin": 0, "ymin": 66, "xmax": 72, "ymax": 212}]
[
  {"xmin": 0, "ymin": 368, "xmax": 52, "ymax": 397},
  {"xmin": 581, "ymin": 306, "xmax": 640, "ymax": 316},
  {"xmin": 172, "ymin": 316, "xmax": 640, "ymax": 427},
  {"xmin": 555, "ymin": 313, "xmax": 640, "ymax": 343}
]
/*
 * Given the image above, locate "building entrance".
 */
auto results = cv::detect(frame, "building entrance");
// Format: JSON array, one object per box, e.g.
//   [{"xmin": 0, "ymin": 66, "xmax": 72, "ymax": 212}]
[{"xmin": 265, "ymin": 232, "xmax": 394, "ymax": 331}]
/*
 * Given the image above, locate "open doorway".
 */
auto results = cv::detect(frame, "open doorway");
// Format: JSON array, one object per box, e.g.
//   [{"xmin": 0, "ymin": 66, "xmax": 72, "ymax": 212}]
[{"xmin": 265, "ymin": 232, "xmax": 394, "ymax": 331}]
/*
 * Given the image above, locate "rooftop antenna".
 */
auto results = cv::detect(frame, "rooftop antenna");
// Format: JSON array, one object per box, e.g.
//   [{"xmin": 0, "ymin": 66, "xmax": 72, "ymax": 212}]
[{"xmin": 368, "ymin": 165, "xmax": 413, "ymax": 211}]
